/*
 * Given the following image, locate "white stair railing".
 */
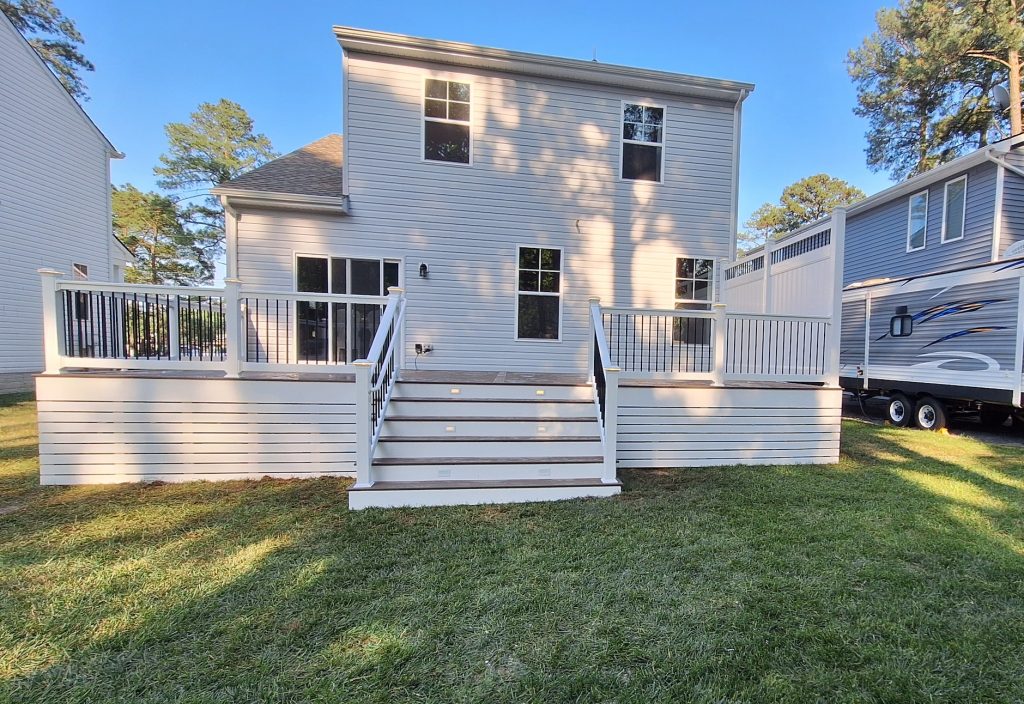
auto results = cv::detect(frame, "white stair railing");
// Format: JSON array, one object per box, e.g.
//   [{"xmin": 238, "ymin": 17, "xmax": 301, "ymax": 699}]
[
  {"xmin": 353, "ymin": 287, "xmax": 406, "ymax": 488},
  {"xmin": 588, "ymin": 298, "xmax": 620, "ymax": 485}
]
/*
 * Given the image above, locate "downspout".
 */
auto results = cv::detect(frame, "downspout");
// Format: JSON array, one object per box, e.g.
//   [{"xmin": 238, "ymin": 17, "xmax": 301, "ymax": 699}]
[
  {"xmin": 729, "ymin": 89, "xmax": 748, "ymax": 264},
  {"xmin": 221, "ymin": 195, "xmax": 239, "ymax": 280},
  {"xmin": 985, "ymin": 148, "xmax": 1024, "ymax": 262}
]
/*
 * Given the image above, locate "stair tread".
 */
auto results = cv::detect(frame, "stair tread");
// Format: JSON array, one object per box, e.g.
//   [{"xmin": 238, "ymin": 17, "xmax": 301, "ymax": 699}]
[
  {"xmin": 397, "ymin": 379, "xmax": 591, "ymax": 388},
  {"xmin": 372, "ymin": 456, "xmax": 604, "ymax": 466},
  {"xmin": 392, "ymin": 397, "xmax": 592, "ymax": 404},
  {"xmin": 378, "ymin": 435, "xmax": 601, "ymax": 443},
  {"xmin": 385, "ymin": 416, "xmax": 598, "ymax": 422},
  {"xmin": 352, "ymin": 478, "xmax": 620, "ymax": 491}
]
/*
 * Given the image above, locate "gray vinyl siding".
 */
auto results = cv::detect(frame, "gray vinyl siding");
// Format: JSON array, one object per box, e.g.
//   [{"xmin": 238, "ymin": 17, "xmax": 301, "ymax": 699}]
[
  {"xmin": 844, "ymin": 161, "xmax": 997, "ymax": 285},
  {"xmin": 236, "ymin": 52, "xmax": 739, "ymax": 372},
  {"xmin": 0, "ymin": 16, "xmax": 113, "ymax": 375},
  {"xmin": 1000, "ymin": 147, "xmax": 1024, "ymax": 255}
]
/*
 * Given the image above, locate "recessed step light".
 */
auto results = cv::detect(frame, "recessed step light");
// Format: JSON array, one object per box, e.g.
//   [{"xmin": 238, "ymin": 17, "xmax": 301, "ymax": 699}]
[
  {"xmin": 450, "ymin": 388, "xmax": 461, "ymax": 394},
  {"xmin": 535, "ymin": 389, "xmax": 545, "ymax": 395},
  {"xmin": 445, "ymin": 426, "xmax": 456, "ymax": 432}
]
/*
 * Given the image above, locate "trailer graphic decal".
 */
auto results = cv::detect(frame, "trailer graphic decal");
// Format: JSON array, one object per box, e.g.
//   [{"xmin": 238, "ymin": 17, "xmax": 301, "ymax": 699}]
[
  {"xmin": 921, "ymin": 326, "xmax": 1008, "ymax": 348},
  {"xmin": 911, "ymin": 351, "xmax": 1000, "ymax": 371},
  {"xmin": 873, "ymin": 299, "xmax": 1005, "ymax": 342}
]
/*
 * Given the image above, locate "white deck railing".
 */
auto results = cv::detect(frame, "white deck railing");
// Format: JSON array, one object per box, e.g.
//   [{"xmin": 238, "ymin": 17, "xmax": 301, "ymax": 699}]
[
  {"xmin": 38, "ymin": 270, "xmax": 391, "ymax": 376},
  {"xmin": 590, "ymin": 301, "xmax": 837, "ymax": 386}
]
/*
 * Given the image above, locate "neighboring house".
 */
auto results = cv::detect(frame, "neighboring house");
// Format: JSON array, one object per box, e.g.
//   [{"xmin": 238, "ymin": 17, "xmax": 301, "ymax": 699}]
[
  {"xmin": 0, "ymin": 12, "xmax": 125, "ymax": 394},
  {"xmin": 725, "ymin": 135, "xmax": 1024, "ymax": 433},
  {"xmin": 34, "ymin": 28, "xmax": 845, "ymax": 509},
  {"xmin": 843, "ymin": 134, "xmax": 1024, "ymax": 286},
  {"xmin": 214, "ymin": 27, "xmax": 753, "ymax": 373}
]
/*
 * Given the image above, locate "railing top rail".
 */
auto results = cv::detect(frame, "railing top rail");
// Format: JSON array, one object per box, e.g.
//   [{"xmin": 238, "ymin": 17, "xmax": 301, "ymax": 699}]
[
  {"xmin": 357, "ymin": 294, "xmax": 404, "ymax": 366},
  {"xmin": 56, "ymin": 281, "xmax": 226, "ymax": 296},
  {"xmin": 241, "ymin": 290, "xmax": 389, "ymax": 304},
  {"xmin": 725, "ymin": 312, "xmax": 831, "ymax": 323},
  {"xmin": 371, "ymin": 302, "xmax": 407, "ymax": 393},
  {"xmin": 590, "ymin": 303, "xmax": 618, "ymax": 372},
  {"xmin": 601, "ymin": 306, "xmax": 715, "ymax": 318}
]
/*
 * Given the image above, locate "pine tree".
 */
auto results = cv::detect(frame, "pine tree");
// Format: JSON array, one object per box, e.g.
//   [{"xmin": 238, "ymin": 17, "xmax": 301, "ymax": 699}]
[{"xmin": 1, "ymin": 0, "xmax": 93, "ymax": 99}]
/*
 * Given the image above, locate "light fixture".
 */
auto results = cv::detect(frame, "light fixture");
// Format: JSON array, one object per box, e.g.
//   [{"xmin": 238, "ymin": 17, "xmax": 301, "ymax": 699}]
[{"xmin": 419, "ymin": 263, "xmax": 429, "ymax": 278}]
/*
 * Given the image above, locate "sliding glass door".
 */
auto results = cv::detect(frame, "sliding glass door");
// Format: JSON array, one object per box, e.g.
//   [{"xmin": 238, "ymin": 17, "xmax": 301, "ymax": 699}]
[{"xmin": 296, "ymin": 256, "xmax": 400, "ymax": 363}]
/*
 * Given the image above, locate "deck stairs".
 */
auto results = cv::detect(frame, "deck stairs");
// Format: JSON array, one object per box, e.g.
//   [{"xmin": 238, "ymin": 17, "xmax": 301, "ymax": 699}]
[{"xmin": 348, "ymin": 372, "xmax": 621, "ymax": 509}]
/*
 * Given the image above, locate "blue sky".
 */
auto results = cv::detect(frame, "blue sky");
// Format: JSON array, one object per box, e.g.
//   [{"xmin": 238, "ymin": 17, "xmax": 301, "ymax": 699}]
[{"xmin": 63, "ymin": 0, "xmax": 895, "ymax": 226}]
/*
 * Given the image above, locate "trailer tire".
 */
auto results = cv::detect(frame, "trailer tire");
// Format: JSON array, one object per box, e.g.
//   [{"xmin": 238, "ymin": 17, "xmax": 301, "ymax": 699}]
[
  {"xmin": 915, "ymin": 396, "xmax": 947, "ymax": 431},
  {"xmin": 980, "ymin": 404, "xmax": 1011, "ymax": 429},
  {"xmin": 886, "ymin": 393, "xmax": 913, "ymax": 427}
]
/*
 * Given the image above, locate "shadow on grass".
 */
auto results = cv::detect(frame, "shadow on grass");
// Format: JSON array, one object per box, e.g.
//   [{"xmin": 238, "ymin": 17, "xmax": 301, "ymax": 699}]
[{"xmin": 2, "ymin": 418, "xmax": 1024, "ymax": 702}]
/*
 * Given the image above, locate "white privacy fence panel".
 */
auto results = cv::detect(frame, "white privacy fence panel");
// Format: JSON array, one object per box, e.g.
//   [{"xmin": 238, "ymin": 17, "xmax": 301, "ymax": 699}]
[{"xmin": 723, "ymin": 218, "xmax": 838, "ymax": 317}]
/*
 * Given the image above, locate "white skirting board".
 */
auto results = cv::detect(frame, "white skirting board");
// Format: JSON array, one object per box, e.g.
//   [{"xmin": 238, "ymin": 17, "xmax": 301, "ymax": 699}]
[
  {"xmin": 35, "ymin": 375, "xmax": 358, "ymax": 485},
  {"xmin": 616, "ymin": 385, "xmax": 843, "ymax": 468}
]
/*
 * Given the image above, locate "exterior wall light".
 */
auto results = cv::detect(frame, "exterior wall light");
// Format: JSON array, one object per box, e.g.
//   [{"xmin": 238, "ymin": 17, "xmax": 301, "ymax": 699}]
[{"xmin": 419, "ymin": 263, "xmax": 429, "ymax": 278}]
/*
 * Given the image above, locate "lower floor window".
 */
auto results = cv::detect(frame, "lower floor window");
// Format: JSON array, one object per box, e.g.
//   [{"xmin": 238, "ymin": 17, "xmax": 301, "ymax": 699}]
[
  {"xmin": 516, "ymin": 246, "xmax": 562, "ymax": 340},
  {"xmin": 673, "ymin": 256, "xmax": 714, "ymax": 344},
  {"xmin": 295, "ymin": 255, "xmax": 400, "ymax": 363}
]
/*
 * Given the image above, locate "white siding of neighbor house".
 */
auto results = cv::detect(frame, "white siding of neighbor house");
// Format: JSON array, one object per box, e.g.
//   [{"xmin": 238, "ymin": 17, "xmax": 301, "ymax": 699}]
[
  {"xmin": 0, "ymin": 15, "xmax": 113, "ymax": 385},
  {"xmin": 236, "ymin": 52, "xmax": 739, "ymax": 372}
]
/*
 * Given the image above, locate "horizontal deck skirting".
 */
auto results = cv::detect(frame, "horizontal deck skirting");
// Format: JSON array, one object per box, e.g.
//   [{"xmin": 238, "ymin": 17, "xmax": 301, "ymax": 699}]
[
  {"xmin": 616, "ymin": 385, "xmax": 842, "ymax": 468},
  {"xmin": 36, "ymin": 375, "xmax": 359, "ymax": 485}
]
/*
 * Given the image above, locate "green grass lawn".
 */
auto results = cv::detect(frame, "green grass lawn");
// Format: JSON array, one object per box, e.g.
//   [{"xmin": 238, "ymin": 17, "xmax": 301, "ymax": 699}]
[{"xmin": 3, "ymin": 393, "xmax": 1024, "ymax": 703}]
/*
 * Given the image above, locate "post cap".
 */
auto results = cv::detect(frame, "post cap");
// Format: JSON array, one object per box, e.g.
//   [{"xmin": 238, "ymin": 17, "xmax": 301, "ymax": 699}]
[
  {"xmin": 352, "ymin": 360, "xmax": 374, "ymax": 367},
  {"xmin": 588, "ymin": 296, "xmax": 601, "ymax": 303},
  {"xmin": 223, "ymin": 277, "xmax": 242, "ymax": 285},
  {"xmin": 387, "ymin": 286, "xmax": 405, "ymax": 294},
  {"xmin": 37, "ymin": 268, "xmax": 64, "ymax": 276},
  {"xmin": 712, "ymin": 302, "xmax": 727, "ymax": 309}
]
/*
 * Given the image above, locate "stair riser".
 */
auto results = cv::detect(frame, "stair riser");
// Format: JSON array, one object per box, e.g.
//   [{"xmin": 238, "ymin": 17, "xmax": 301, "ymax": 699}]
[
  {"xmin": 393, "ymin": 383, "xmax": 593, "ymax": 401},
  {"xmin": 349, "ymin": 483, "xmax": 620, "ymax": 509},
  {"xmin": 373, "ymin": 463, "xmax": 606, "ymax": 482},
  {"xmin": 387, "ymin": 400, "xmax": 595, "ymax": 419},
  {"xmin": 374, "ymin": 439, "xmax": 603, "ymax": 460},
  {"xmin": 380, "ymin": 419, "xmax": 600, "ymax": 438}
]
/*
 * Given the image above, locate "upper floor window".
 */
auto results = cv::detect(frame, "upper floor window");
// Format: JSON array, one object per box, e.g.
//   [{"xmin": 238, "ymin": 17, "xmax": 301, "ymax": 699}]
[
  {"xmin": 424, "ymin": 79, "xmax": 471, "ymax": 164},
  {"xmin": 941, "ymin": 176, "xmax": 967, "ymax": 243},
  {"xmin": 72, "ymin": 263, "xmax": 88, "ymax": 280},
  {"xmin": 907, "ymin": 190, "xmax": 928, "ymax": 252},
  {"xmin": 621, "ymin": 103, "xmax": 664, "ymax": 182}
]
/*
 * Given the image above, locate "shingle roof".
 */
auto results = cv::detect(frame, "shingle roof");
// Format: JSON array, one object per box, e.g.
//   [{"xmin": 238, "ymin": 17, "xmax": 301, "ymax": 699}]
[{"xmin": 219, "ymin": 134, "xmax": 343, "ymax": 198}]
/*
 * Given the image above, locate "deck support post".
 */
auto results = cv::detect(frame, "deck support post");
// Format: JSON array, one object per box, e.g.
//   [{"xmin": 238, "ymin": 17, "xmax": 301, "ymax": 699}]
[
  {"xmin": 602, "ymin": 366, "xmax": 620, "ymax": 484},
  {"xmin": 38, "ymin": 269, "xmax": 64, "ymax": 374},
  {"xmin": 353, "ymin": 361, "xmax": 374, "ymax": 488},
  {"xmin": 223, "ymin": 278, "xmax": 242, "ymax": 378},
  {"xmin": 711, "ymin": 303, "xmax": 727, "ymax": 387},
  {"xmin": 827, "ymin": 208, "xmax": 847, "ymax": 388}
]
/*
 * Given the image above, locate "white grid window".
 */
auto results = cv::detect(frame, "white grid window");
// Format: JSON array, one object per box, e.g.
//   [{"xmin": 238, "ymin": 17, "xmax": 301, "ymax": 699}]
[
  {"xmin": 516, "ymin": 246, "xmax": 562, "ymax": 340},
  {"xmin": 622, "ymin": 103, "xmax": 664, "ymax": 182},
  {"xmin": 424, "ymin": 79, "xmax": 471, "ymax": 164}
]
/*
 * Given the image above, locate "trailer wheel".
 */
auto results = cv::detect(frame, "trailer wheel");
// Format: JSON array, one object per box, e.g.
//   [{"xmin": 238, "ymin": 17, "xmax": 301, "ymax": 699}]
[
  {"xmin": 915, "ymin": 396, "xmax": 947, "ymax": 431},
  {"xmin": 886, "ymin": 393, "xmax": 913, "ymax": 427},
  {"xmin": 979, "ymin": 404, "xmax": 1011, "ymax": 429}
]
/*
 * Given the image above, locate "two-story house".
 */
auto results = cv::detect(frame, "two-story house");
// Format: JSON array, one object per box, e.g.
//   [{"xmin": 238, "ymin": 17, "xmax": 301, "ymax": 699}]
[
  {"xmin": 36, "ymin": 27, "xmax": 844, "ymax": 508},
  {"xmin": 214, "ymin": 27, "xmax": 752, "ymax": 373},
  {"xmin": 0, "ymin": 12, "xmax": 130, "ymax": 394}
]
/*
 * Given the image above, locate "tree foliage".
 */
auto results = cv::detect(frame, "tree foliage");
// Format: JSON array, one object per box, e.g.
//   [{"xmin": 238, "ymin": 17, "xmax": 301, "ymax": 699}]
[
  {"xmin": 1, "ymin": 0, "xmax": 93, "ymax": 99},
  {"xmin": 112, "ymin": 185, "xmax": 215, "ymax": 285},
  {"xmin": 848, "ymin": 0, "xmax": 1023, "ymax": 181},
  {"xmin": 154, "ymin": 99, "xmax": 277, "ymax": 262},
  {"xmin": 741, "ymin": 174, "xmax": 865, "ymax": 250}
]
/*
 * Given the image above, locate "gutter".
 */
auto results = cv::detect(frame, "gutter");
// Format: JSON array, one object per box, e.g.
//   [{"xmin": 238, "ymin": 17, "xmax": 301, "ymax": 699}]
[{"xmin": 985, "ymin": 147, "xmax": 1024, "ymax": 179}]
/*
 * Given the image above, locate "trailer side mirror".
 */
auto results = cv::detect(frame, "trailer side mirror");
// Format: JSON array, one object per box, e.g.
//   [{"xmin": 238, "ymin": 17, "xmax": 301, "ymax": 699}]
[{"xmin": 890, "ymin": 306, "xmax": 912, "ymax": 337}]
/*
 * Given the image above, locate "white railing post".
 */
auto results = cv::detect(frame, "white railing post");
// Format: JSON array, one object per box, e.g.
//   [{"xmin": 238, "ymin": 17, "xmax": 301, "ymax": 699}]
[
  {"xmin": 387, "ymin": 286, "xmax": 405, "ymax": 370},
  {"xmin": 711, "ymin": 303, "xmax": 727, "ymax": 387},
  {"xmin": 38, "ymin": 269, "xmax": 64, "ymax": 374},
  {"xmin": 223, "ymin": 278, "xmax": 242, "ymax": 378},
  {"xmin": 587, "ymin": 297, "xmax": 600, "ymax": 381},
  {"xmin": 762, "ymin": 240, "xmax": 774, "ymax": 314},
  {"xmin": 603, "ymin": 366, "xmax": 620, "ymax": 484},
  {"xmin": 353, "ymin": 361, "xmax": 373, "ymax": 488},
  {"xmin": 827, "ymin": 208, "xmax": 847, "ymax": 387},
  {"xmin": 168, "ymin": 296, "xmax": 180, "ymax": 360}
]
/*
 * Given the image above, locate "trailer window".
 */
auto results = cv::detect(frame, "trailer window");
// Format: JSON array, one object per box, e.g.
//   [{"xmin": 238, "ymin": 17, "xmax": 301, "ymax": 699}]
[{"xmin": 889, "ymin": 307, "xmax": 913, "ymax": 337}]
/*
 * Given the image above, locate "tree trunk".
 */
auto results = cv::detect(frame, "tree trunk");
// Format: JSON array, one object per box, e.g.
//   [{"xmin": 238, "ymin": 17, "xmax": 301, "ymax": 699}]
[{"xmin": 1011, "ymin": 48, "xmax": 1022, "ymax": 136}]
